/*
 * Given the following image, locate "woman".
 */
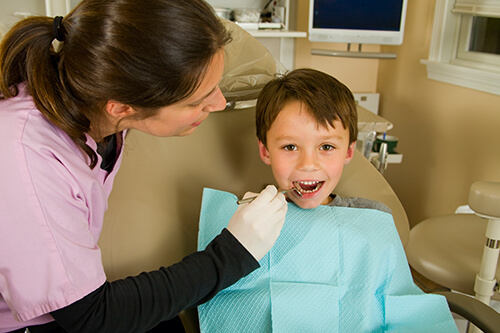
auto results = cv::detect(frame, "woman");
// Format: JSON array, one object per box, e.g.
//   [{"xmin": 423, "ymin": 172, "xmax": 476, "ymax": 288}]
[{"xmin": 0, "ymin": 0, "xmax": 288, "ymax": 332}]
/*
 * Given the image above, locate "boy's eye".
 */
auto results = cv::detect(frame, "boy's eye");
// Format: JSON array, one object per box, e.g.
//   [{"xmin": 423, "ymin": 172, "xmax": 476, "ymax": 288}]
[
  {"xmin": 321, "ymin": 144, "xmax": 335, "ymax": 151},
  {"xmin": 282, "ymin": 144, "xmax": 297, "ymax": 151}
]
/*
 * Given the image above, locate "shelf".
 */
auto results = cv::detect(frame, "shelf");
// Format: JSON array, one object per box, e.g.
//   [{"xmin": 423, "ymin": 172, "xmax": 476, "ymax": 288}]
[
  {"xmin": 311, "ymin": 49, "xmax": 397, "ymax": 59},
  {"xmin": 357, "ymin": 105, "xmax": 393, "ymax": 133},
  {"xmin": 368, "ymin": 152, "xmax": 403, "ymax": 164},
  {"xmin": 245, "ymin": 30, "xmax": 307, "ymax": 38}
]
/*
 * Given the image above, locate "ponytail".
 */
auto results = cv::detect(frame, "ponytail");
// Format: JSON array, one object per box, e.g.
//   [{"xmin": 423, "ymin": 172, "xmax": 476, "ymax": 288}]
[{"xmin": 0, "ymin": 16, "xmax": 97, "ymax": 168}]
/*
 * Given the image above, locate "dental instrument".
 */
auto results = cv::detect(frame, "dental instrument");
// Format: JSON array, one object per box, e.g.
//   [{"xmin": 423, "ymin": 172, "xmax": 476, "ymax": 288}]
[{"xmin": 237, "ymin": 188, "xmax": 302, "ymax": 205}]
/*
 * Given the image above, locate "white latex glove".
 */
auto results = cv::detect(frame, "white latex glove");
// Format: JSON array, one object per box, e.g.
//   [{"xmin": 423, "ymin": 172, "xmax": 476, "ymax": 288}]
[{"xmin": 227, "ymin": 185, "xmax": 288, "ymax": 261}]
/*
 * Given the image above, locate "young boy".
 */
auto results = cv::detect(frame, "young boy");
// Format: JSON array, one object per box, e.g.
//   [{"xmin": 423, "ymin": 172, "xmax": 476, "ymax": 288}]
[
  {"xmin": 197, "ymin": 69, "xmax": 458, "ymax": 332},
  {"xmin": 255, "ymin": 68, "xmax": 390, "ymax": 212}
]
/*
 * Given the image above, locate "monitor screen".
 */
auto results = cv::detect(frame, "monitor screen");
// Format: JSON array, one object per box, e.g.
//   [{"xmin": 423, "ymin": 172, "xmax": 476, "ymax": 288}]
[{"xmin": 309, "ymin": 0, "xmax": 408, "ymax": 45}]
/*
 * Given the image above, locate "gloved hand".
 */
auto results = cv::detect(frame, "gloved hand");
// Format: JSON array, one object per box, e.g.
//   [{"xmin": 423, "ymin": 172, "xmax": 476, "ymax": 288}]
[{"xmin": 227, "ymin": 185, "xmax": 288, "ymax": 261}]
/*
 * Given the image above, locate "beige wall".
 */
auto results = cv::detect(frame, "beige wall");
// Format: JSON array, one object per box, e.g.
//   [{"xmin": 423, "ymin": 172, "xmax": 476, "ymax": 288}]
[{"xmin": 295, "ymin": 0, "xmax": 500, "ymax": 227}]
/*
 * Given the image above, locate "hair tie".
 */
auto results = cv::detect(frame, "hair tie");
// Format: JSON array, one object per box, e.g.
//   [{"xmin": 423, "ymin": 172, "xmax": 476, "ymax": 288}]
[{"xmin": 53, "ymin": 16, "xmax": 64, "ymax": 42}]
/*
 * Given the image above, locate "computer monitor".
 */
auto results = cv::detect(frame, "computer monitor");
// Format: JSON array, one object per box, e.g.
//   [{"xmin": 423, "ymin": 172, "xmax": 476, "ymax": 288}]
[{"xmin": 308, "ymin": 0, "xmax": 408, "ymax": 45}]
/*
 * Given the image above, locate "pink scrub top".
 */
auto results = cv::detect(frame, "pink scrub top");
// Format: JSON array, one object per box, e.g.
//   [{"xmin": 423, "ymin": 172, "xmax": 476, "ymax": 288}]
[{"xmin": 0, "ymin": 85, "xmax": 124, "ymax": 332}]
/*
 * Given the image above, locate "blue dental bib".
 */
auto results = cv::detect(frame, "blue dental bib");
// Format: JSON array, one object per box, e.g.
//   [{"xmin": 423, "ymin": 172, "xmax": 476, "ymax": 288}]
[{"xmin": 197, "ymin": 188, "xmax": 458, "ymax": 333}]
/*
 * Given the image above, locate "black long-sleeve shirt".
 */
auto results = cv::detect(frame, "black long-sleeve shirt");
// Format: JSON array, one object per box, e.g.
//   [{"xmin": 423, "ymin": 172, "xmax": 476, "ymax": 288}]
[{"xmin": 46, "ymin": 229, "xmax": 258, "ymax": 333}]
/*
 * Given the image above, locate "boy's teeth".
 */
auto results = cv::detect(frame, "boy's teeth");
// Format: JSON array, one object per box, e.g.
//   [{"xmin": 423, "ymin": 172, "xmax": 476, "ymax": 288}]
[{"xmin": 293, "ymin": 181, "xmax": 323, "ymax": 193}]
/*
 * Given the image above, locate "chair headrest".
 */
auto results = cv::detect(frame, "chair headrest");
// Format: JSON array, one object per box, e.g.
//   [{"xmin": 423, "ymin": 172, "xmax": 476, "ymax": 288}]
[{"xmin": 220, "ymin": 20, "xmax": 286, "ymax": 108}]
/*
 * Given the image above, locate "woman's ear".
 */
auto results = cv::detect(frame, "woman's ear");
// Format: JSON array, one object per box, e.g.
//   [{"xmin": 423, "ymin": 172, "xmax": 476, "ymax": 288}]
[
  {"xmin": 258, "ymin": 141, "xmax": 271, "ymax": 165},
  {"xmin": 106, "ymin": 101, "xmax": 135, "ymax": 120},
  {"xmin": 344, "ymin": 141, "xmax": 356, "ymax": 165}
]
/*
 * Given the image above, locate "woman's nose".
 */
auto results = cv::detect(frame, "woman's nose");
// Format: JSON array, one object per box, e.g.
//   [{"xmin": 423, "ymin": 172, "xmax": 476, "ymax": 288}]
[{"xmin": 202, "ymin": 87, "xmax": 226, "ymax": 112}]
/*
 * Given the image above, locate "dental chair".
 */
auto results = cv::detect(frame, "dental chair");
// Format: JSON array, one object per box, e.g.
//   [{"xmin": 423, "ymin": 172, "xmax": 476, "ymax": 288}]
[
  {"xmin": 407, "ymin": 182, "xmax": 500, "ymax": 332},
  {"xmin": 99, "ymin": 21, "xmax": 500, "ymax": 333}
]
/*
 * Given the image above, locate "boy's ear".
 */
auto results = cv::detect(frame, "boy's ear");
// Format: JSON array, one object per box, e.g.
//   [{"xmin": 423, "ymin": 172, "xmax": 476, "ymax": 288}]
[
  {"xmin": 258, "ymin": 141, "xmax": 272, "ymax": 165},
  {"xmin": 344, "ymin": 142, "xmax": 356, "ymax": 165},
  {"xmin": 106, "ymin": 100, "xmax": 135, "ymax": 120}
]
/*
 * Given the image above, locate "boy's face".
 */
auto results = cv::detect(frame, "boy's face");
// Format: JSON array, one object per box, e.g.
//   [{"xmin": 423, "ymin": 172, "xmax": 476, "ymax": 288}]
[{"xmin": 259, "ymin": 100, "xmax": 355, "ymax": 209}]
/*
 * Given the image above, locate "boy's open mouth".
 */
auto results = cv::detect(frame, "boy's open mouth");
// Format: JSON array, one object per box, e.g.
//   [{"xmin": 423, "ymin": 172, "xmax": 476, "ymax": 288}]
[{"xmin": 293, "ymin": 181, "xmax": 324, "ymax": 195}]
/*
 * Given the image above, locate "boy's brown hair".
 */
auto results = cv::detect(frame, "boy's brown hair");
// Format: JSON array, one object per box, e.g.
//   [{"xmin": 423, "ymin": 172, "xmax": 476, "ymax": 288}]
[{"xmin": 256, "ymin": 68, "xmax": 358, "ymax": 147}]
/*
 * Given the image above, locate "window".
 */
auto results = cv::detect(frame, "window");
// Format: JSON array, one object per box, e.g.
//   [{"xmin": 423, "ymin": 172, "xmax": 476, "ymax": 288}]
[{"xmin": 422, "ymin": 0, "xmax": 500, "ymax": 95}]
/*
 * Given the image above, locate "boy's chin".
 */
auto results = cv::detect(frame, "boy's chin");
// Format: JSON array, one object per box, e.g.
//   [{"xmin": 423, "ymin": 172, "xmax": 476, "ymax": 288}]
[{"xmin": 288, "ymin": 193, "xmax": 333, "ymax": 209}]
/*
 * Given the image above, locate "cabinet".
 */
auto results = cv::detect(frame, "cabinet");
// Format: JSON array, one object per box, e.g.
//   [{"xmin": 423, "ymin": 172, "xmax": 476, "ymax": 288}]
[{"xmin": 206, "ymin": 0, "xmax": 306, "ymax": 70}]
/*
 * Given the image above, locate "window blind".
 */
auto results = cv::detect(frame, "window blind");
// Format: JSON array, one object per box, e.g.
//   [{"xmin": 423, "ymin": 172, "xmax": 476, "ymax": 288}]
[{"xmin": 453, "ymin": 0, "xmax": 500, "ymax": 17}]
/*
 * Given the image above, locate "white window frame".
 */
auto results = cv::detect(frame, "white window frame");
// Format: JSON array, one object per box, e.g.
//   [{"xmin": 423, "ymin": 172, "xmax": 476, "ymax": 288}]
[
  {"xmin": 455, "ymin": 15, "xmax": 500, "ymax": 66},
  {"xmin": 421, "ymin": 0, "xmax": 500, "ymax": 96}
]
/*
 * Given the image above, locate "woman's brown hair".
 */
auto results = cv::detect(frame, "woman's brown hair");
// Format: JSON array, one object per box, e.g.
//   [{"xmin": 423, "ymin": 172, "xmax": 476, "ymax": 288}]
[
  {"xmin": 0, "ymin": 0, "xmax": 231, "ymax": 168},
  {"xmin": 256, "ymin": 68, "xmax": 358, "ymax": 147}
]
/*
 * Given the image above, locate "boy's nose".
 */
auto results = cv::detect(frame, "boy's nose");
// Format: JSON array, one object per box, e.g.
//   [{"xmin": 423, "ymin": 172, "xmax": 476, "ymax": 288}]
[
  {"xmin": 298, "ymin": 151, "xmax": 320, "ymax": 171},
  {"xmin": 202, "ymin": 87, "xmax": 227, "ymax": 112}
]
